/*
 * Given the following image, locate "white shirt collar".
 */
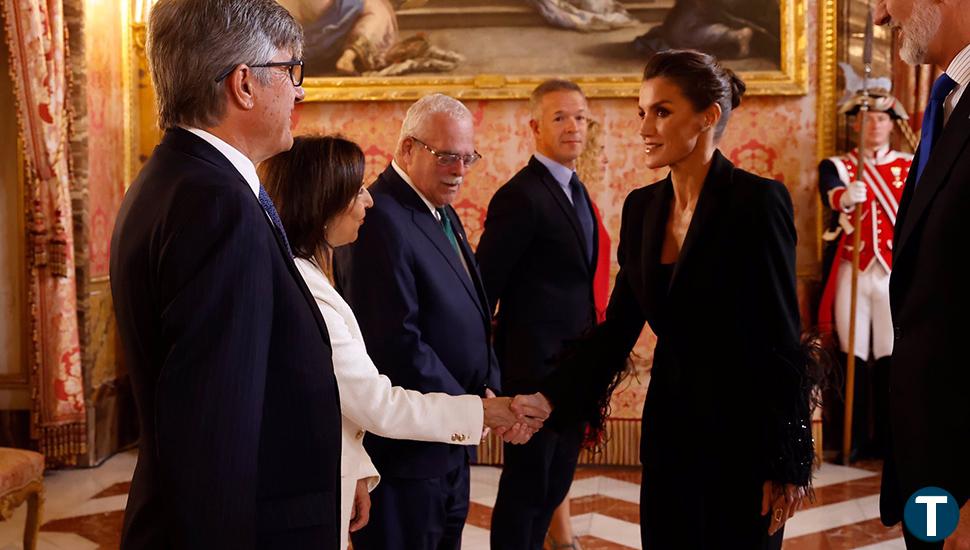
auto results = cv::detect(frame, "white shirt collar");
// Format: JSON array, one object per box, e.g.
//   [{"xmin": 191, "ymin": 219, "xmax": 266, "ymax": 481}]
[
  {"xmin": 533, "ymin": 152, "xmax": 575, "ymax": 187},
  {"xmin": 183, "ymin": 127, "xmax": 261, "ymax": 198},
  {"xmin": 533, "ymin": 152, "xmax": 577, "ymax": 205},
  {"xmin": 943, "ymin": 42, "xmax": 970, "ymax": 124},
  {"xmin": 945, "ymin": 43, "xmax": 970, "ymax": 87},
  {"xmin": 391, "ymin": 159, "xmax": 440, "ymax": 220}
]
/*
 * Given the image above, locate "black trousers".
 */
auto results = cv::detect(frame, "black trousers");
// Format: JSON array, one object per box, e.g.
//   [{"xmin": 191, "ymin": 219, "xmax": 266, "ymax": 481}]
[
  {"xmin": 824, "ymin": 354, "xmax": 891, "ymax": 459},
  {"xmin": 490, "ymin": 425, "xmax": 584, "ymax": 550},
  {"xmin": 640, "ymin": 464, "xmax": 784, "ymax": 550},
  {"xmin": 351, "ymin": 460, "xmax": 469, "ymax": 550}
]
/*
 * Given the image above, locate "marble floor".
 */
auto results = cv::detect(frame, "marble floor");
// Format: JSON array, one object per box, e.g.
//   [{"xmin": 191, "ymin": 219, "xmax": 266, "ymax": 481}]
[{"xmin": 0, "ymin": 451, "xmax": 904, "ymax": 549}]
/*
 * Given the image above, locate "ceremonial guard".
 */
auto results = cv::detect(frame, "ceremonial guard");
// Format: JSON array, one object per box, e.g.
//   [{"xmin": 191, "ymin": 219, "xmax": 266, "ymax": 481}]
[{"xmin": 817, "ymin": 86, "xmax": 911, "ymax": 460}]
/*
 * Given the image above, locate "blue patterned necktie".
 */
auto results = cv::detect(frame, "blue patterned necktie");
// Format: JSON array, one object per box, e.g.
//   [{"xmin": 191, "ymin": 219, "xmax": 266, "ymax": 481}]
[
  {"xmin": 569, "ymin": 172, "xmax": 595, "ymax": 265},
  {"xmin": 914, "ymin": 73, "xmax": 958, "ymax": 184},
  {"xmin": 258, "ymin": 185, "xmax": 293, "ymax": 257}
]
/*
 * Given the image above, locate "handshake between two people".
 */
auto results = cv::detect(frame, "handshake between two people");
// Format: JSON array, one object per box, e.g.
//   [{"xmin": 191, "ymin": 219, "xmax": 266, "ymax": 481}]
[{"xmin": 481, "ymin": 390, "xmax": 553, "ymax": 445}]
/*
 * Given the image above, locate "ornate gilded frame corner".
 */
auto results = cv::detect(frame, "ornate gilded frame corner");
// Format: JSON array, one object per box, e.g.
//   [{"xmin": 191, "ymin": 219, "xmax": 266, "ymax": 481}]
[
  {"xmin": 816, "ymin": 0, "xmax": 840, "ymax": 162},
  {"xmin": 124, "ymin": 16, "xmax": 160, "ymax": 187},
  {"xmin": 815, "ymin": 0, "xmax": 840, "ymax": 264},
  {"xmin": 301, "ymin": 0, "xmax": 809, "ymax": 102}
]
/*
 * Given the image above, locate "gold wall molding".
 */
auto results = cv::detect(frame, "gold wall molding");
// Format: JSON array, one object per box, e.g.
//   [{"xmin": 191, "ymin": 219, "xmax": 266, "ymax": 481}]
[
  {"xmin": 816, "ymin": 0, "xmax": 839, "ymax": 163},
  {"xmin": 815, "ymin": 0, "xmax": 839, "ymax": 266},
  {"xmin": 0, "ymin": 143, "xmax": 29, "ymax": 389},
  {"xmin": 122, "ymin": 0, "xmax": 135, "ymax": 188},
  {"xmin": 125, "ymin": 21, "xmax": 159, "ymax": 189}
]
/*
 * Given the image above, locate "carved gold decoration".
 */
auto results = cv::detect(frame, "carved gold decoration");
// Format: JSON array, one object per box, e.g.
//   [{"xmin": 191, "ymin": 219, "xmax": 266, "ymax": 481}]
[
  {"xmin": 122, "ymin": 3, "xmax": 135, "ymax": 188},
  {"xmin": 299, "ymin": 0, "xmax": 809, "ymax": 101},
  {"xmin": 125, "ymin": 18, "xmax": 161, "ymax": 187},
  {"xmin": 816, "ymin": 0, "xmax": 839, "ymax": 265}
]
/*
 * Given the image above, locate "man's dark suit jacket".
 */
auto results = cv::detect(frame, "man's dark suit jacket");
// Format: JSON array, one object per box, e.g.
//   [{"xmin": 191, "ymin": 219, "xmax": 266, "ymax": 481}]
[
  {"xmin": 335, "ymin": 164, "xmax": 501, "ymax": 479},
  {"xmin": 881, "ymin": 88, "xmax": 970, "ymax": 525},
  {"xmin": 477, "ymin": 156, "xmax": 598, "ymax": 395},
  {"xmin": 110, "ymin": 128, "xmax": 342, "ymax": 549}
]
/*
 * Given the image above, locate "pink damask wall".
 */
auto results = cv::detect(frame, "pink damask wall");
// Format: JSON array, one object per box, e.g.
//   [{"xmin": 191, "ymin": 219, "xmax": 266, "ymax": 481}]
[{"xmin": 84, "ymin": 0, "xmax": 126, "ymax": 279}]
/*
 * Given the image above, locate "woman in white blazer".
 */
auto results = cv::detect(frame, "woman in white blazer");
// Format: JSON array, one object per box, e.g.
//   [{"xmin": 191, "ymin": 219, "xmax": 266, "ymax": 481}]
[{"xmin": 262, "ymin": 135, "xmax": 550, "ymax": 548}]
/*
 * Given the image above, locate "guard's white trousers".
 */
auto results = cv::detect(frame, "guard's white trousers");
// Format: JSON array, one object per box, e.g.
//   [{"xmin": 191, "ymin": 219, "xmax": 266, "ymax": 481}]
[{"xmin": 835, "ymin": 259, "xmax": 893, "ymax": 360}]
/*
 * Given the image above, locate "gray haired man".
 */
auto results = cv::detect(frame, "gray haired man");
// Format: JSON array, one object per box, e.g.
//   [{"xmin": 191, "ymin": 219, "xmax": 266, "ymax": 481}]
[
  {"xmin": 336, "ymin": 94, "xmax": 507, "ymax": 549},
  {"xmin": 873, "ymin": 0, "xmax": 970, "ymax": 547},
  {"xmin": 110, "ymin": 1, "xmax": 342, "ymax": 548}
]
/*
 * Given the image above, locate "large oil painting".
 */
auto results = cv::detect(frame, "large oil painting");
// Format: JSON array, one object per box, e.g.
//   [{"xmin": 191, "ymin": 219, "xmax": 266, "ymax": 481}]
[{"xmin": 278, "ymin": 0, "xmax": 807, "ymax": 100}]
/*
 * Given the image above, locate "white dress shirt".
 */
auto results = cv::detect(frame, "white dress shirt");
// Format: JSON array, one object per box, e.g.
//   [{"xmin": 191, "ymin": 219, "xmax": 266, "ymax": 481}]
[{"xmin": 943, "ymin": 42, "xmax": 970, "ymax": 125}]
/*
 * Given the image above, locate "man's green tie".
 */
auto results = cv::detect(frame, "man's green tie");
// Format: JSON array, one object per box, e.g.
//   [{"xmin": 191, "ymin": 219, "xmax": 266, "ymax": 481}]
[{"xmin": 436, "ymin": 207, "xmax": 462, "ymax": 257}]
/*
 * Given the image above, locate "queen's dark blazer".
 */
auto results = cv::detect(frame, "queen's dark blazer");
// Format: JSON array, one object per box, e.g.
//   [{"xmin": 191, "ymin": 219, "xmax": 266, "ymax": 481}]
[
  {"xmin": 543, "ymin": 150, "xmax": 813, "ymax": 548},
  {"xmin": 881, "ymin": 86, "xmax": 970, "ymax": 530},
  {"xmin": 110, "ymin": 128, "xmax": 342, "ymax": 550}
]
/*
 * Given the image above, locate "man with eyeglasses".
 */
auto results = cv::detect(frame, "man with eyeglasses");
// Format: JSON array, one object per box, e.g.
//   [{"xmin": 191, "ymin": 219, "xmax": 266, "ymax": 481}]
[
  {"xmin": 336, "ymin": 93, "xmax": 533, "ymax": 549},
  {"xmin": 110, "ymin": 1, "xmax": 342, "ymax": 548}
]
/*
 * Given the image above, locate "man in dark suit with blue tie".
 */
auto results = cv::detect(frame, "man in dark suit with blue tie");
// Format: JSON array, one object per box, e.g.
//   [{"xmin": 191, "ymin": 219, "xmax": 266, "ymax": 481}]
[
  {"xmin": 477, "ymin": 80, "xmax": 599, "ymax": 550},
  {"xmin": 336, "ymin": 94, "xmax": 504, "ymax": 550},
  {"xmin": 875, "ymin": 0, "xmax": 970, "ymax": 546},
  {"xmin": 110, "ymin": 1, "xmax": 342, "ymax": 548}
]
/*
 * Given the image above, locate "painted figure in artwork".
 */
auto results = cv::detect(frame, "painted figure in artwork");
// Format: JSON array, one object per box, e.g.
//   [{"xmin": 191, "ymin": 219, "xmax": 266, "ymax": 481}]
[
  {"xmin": 632, "ymin": 0, "xmax": 781, "ymax": 60},
  {"xmin": 278, "ymin": 0, "xmax": 464, "ymax": 76},
  {"xmin": 528, "ymin": 0, "xmax": 638, "ymax": 31},
  {"xmin": 277, "ymin": 0, "xmax": 398, "ymax": 73},
  {"xmin": 816, "ymin": 82, "xmax": 911, "ymax": 462}
]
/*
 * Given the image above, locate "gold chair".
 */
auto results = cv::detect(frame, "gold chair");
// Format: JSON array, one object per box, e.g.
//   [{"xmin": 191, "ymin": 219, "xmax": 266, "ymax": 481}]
[{"xmin": 0, "ymin": 448, "xmax": 44, "ymax": 550}]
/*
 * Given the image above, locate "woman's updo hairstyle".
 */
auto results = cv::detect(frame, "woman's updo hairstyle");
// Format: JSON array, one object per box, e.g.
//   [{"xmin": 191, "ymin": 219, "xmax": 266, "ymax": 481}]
[{"xmin": 642, "ymin": 49, "xmax": 746, "ymax": 140}]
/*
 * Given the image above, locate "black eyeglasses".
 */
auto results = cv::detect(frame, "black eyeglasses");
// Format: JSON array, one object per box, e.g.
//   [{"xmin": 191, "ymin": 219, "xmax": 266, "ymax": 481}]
[
  {"xmin": 409, "ymin": 137, "xmax": 482, "ymax": 167},
  {"xmin": 215, "ymin": 60, "xmax": 304, "ymax": 87}
]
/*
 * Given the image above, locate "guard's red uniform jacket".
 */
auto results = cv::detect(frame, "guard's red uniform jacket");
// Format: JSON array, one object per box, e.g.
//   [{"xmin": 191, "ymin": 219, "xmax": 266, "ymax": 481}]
[{"xmin": 817, "ymin": 146, "xmax": 913, "ymax": 328}]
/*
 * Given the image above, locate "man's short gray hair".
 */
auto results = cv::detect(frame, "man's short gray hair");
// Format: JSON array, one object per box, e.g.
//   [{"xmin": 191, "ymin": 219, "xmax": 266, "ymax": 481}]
[
  {"xmin": 529, "ymin": 79, "xmax": 585, "ymax": 120},
  {"xmin": 147, "ymin": 0, "xmax": 303, "ymax": 130},
  {"xmin": 397, "ymin": 94, "xmax": 473, "ymax": 150}
]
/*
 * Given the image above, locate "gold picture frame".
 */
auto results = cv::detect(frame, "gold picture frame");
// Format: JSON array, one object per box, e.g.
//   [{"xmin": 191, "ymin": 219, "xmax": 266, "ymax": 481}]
[{"xmin": 299, "ymin": 0, "xmax": 810, "ymax": 102}]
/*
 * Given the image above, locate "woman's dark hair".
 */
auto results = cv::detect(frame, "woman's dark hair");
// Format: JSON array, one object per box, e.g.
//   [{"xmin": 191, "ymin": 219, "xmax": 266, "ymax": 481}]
[
  {"xmin": 260, "ymin": 134, "xmax": 365, "ymax": 263},
  {"xmin": 642, "ymin": 49, "xmax": 747, "ymax": 140}
]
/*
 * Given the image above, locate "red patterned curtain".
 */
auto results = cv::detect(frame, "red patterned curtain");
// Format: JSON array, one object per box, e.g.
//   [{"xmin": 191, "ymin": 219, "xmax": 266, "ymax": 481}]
[{"xmin": 2, "ymin": 0, "xmax": 87, "ymax": 464}]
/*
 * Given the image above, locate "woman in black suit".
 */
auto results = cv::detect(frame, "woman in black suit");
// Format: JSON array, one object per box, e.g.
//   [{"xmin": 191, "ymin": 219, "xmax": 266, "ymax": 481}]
[{"xmin": 538, "ymin": 50, "xmax": 815, "ymax": 549}]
